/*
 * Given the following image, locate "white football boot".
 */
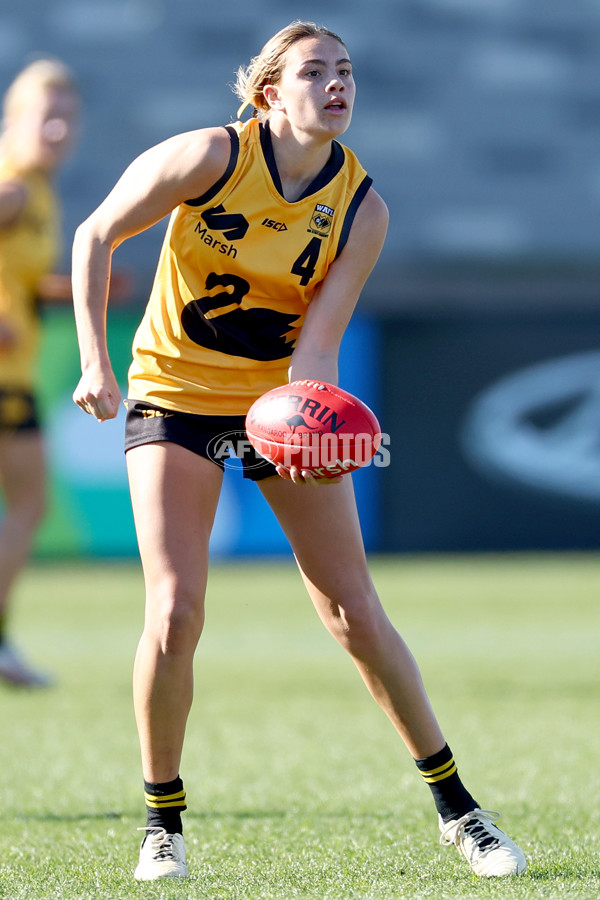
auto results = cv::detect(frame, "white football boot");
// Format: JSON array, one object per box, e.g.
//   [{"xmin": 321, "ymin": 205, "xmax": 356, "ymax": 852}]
[
  {"xmin": 0, "ymin": 642, "xmax": 52, "ymax": 687},
  {"xmin": 439, "ymin": 808, "xmax": 527, "ymax": 877},
  {"xmin": 134, "ymin": 827, "xmax": 189, "ymax": 880}
]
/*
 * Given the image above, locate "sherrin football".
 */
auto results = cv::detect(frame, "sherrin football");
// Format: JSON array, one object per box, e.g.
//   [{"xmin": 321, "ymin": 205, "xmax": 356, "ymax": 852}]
[{"xmin": 245, "ymin": 380, "xmax": 382, "ymax": 478}]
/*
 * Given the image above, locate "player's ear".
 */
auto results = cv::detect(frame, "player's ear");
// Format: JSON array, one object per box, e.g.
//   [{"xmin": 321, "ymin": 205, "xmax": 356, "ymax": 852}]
[{"xmin": 263, "ymin": 84, "xmax": 284, "ymax": 111}]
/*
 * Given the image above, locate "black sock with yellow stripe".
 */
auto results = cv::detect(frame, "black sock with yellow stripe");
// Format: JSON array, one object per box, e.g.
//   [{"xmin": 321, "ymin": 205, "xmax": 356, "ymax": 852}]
[
  {"xmin": 144, "ymin": 777, "xmax": 187, "ymax": 835},
  {"xmin": 415, "ymin": 744, "xmax": 478, "ymax": 823}
]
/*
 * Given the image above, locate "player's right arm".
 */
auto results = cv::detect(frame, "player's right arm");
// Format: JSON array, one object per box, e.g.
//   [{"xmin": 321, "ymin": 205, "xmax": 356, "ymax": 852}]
[
  {"xmin": 72, "ymin": 126, "xmax": 232, "ymax": 421},
  {"xmin": 0, "ymin": 180, "xmax": 28, "ymax": 350},
  {"xmin": 0, "ymin": 180, "xmax": 27, "ymax": 227}
]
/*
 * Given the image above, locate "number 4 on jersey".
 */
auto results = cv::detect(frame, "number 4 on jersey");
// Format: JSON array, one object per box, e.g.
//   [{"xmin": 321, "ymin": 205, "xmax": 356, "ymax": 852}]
[{"xmin": 291, "ymin": 237, "xmax": 321, "ymax": 286}]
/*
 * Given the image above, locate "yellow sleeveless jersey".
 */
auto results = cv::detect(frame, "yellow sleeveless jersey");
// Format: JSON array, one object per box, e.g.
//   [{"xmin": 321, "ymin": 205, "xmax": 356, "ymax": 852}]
[
  {"xmin": 128, "ymin": 117, "xmax": 373, "ymax": 415},
  {"xmin": 0, "ymin": 160, "xmax": 60, "ymax": 388}
]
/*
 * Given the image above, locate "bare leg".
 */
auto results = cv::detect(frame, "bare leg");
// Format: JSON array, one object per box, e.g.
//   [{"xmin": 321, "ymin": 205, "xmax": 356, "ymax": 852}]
[
  {"xmin": 260, "ymin": 475, "xmax": 529, "ymax": 877},
  {"xmin": 127, "ymin": 443, "xmax": 223, "ymax": 783},
  {"xmin": 259, "ymin": 474, "xmax": 445, "ymax": 759},
  {"xmin": 0, "ymin": 431, "xmax": 46, "ymax": 619}
]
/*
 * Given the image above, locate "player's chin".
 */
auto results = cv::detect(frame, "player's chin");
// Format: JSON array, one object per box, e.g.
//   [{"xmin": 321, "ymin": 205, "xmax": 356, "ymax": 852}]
[{"xmin": 323, "ymin": 116, "xmax": 350, "ymax": 138}]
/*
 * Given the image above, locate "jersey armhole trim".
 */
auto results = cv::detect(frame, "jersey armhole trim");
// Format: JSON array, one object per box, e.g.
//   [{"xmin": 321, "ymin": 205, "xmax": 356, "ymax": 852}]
[
  {"xmin": 184, "ymin": 125, "xmax": 239, "ymax": 207},
  {"xmin": 334, "ymin": 174, "xmax": 373, "ymax": 259}
]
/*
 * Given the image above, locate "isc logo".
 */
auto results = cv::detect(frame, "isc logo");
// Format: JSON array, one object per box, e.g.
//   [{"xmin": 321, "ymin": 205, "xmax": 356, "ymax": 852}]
[{"xmin": 262, "ymin": 218, "xmax": 288, "ymax": 232}]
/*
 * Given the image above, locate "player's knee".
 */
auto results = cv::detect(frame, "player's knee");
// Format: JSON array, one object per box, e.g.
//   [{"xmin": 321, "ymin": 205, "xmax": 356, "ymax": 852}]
[
  {"xmin": 6, "ymin": 491, "xmax": 46, "ymax": 533},
  {"xmin": 148, "ymin": 587, "xmax": 206, "ymax": 656},
  {"xmin": 327, "ymin": 596, "xmax": 385, "ymax": 659}
]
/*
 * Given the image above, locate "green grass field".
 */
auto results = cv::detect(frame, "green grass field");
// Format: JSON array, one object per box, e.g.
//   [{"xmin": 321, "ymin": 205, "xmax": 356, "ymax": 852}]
[{"xmin": 1, "ymin": 553, "xmax": 598, "ymax": 899}]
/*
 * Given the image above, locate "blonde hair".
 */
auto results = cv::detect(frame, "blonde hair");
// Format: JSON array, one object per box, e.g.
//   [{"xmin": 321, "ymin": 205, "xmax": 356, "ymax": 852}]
[
  {"xmin": 233, "ymin": 20, "xmax": 346, "ymax": 120},
  {"xmin": 0, "ymin": 57, "xmax": 79, "ymax": 164},
  {"xmin": 3, "ymin": 57, "xmax": 79, "ymax": 122}
]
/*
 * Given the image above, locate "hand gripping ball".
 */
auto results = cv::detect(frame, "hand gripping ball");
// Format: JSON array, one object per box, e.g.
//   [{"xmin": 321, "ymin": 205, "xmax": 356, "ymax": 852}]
[{"xmin": 245, "ymin": 380, "xmax": 382, "ymax": 478}]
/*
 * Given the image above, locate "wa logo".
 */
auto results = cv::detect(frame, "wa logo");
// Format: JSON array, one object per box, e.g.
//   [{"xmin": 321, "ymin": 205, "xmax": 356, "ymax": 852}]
[{"xmin": 308, "ymin": 203, "xmax": 334, "ymax": 237}]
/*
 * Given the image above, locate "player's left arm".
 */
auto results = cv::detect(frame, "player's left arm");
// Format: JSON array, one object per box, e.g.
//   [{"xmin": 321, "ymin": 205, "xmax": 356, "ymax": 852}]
[
  {"xmin": 288, "ymin": 186, "xmax": 389, "ymax": 386},
  {"xmin": 281, "ymin": 187, "xmax": 388, "ymax": 486}
]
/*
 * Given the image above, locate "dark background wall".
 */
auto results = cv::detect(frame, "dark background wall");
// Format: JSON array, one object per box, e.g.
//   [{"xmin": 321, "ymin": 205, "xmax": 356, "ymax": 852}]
[{"xmin": 379, "ymin": 292, "xmax": 600, "ymax": 552}]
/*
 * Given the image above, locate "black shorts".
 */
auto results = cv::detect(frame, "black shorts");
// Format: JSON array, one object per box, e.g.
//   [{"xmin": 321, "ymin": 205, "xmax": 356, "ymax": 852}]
[
  {"xmin": 0, "ymin": 388, "xmax": 41, "ymax": 432},
  {"xmin": 124, "ymin": 399, "xmax": 278, "ymax": 482}
]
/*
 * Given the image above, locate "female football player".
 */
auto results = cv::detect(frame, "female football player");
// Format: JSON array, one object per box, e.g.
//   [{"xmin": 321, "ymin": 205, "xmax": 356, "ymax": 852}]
[
  {"xmin": 0, "ymin": 58, "xmax": 80, "ymax": 686},
  {"xmin": 71, "ymin": 20, "xmax": 527, "ymax": 881}
]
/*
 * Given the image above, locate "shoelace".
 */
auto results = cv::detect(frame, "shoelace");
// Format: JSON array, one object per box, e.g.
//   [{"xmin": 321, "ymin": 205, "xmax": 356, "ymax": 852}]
[
  {"xmin": 138, "ymin": 827, "xmax": 178, "ymax": 860},
  {"xmin": 439, "ymin": 809, "xmax": 502, "ymax": 852}
]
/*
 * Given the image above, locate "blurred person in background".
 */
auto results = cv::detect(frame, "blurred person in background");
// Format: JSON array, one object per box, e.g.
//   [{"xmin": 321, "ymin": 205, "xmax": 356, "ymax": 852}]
[
  {"xmin": 0, "ymin": 58, "xmax": 80, "ymax": 687},
  {"xmin": 0, "ymin": 58, "xmax": 131, "ymax": 687}
]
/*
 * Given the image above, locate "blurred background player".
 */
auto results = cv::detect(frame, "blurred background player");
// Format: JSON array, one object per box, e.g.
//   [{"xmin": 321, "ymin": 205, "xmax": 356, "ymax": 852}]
[
  {"xmin": 0, "ymin": 58, "xmax": 81, "ymax": 686},
  {"xmin": 0, "ymin": 59, "xmax": 132, "ymax": 688}
]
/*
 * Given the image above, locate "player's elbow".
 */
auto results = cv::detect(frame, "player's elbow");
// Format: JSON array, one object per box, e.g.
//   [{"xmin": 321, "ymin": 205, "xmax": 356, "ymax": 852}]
[{"xmin": 73, "ymin": 216, "xmax": 115, "ymax": 265}]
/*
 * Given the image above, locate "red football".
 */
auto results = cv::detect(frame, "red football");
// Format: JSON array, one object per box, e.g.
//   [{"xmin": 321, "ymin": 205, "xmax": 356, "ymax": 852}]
[{"xmin": 245, "ymin": 380, "xmax": 382, "ymax": 478}]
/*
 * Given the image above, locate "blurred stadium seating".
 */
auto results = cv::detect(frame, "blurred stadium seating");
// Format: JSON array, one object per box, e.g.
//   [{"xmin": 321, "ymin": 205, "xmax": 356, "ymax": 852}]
[{"xmin": 4, "ymin": 0, "xmax": 600, "ymax": 294}]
